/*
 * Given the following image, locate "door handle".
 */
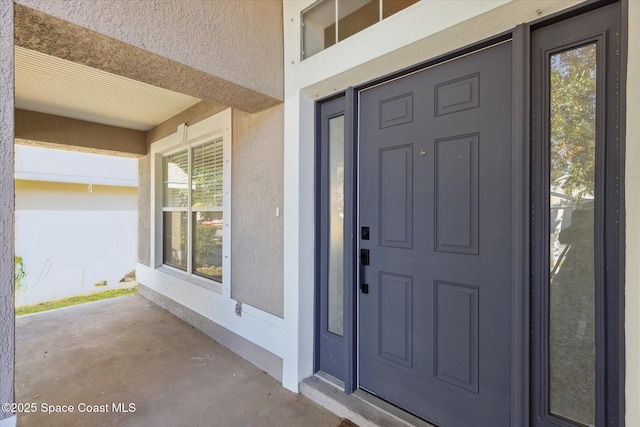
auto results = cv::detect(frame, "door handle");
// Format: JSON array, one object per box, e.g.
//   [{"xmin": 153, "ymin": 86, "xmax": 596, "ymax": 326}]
[{"xmin": 360, "ymin": 249, "xmax": 369, "ymax": 294}]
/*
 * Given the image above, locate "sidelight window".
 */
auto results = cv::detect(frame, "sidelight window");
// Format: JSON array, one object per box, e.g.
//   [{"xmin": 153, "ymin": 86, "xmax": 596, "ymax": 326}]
[
  {"xmin": 327, "ymin": 114, "xmax": 345, "ymax": 336},
  {"xmin": 531, "ymin": 3, "xmax": 622, "ymax": 426},
  {"xmin": 316, "ymin": 96, "xmax": 349, "ymax": 382},
  {"xmin": 548, "ymin": 43, "xmax": 597, "ymax": 426}
]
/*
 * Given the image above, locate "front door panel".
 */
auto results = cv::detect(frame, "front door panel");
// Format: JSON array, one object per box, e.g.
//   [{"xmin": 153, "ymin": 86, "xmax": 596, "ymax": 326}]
[{"xmin": 358, "ymin": 42, "xmax": 513, "ymax": 426}]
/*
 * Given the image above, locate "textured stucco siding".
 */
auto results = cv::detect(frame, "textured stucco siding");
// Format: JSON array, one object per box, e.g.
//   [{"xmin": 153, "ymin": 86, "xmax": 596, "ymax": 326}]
[
  {"xmin": 144, "ymin": 102, "xmax": 285, "ymax": 317},
  {"xmin": 0, "ymin": 0, "xmax": 14, "ymax": 419},
  {"xmin": 626, "ymin": 2, "xmax": 640, "ymax": 425},
  {"xmin": 15, "ymin": 181, "xmax": 138, "ymax": 305},
  {"xmin": 15, "ymin": 0, "xmax": 283, "ymax": 107},
  {"xmin": 146, "ymin": 101, "xmax": 228, "ymax": 144},
  {"xmin": 137, "ymin": 154, "xmax": 151, "ymax": 267},
  {"xmin": 232, "ymin": 106, "xmax": 285, "ymax": 318},
  {"xmin": 15, "ymin": 110, "xmax": 146, "ymax": 157}
]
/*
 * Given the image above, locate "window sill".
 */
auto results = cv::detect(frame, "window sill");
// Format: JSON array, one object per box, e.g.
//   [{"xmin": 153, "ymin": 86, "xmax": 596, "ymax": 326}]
[{"xmin": 156, "ymin": 265, "xmax": 223, "ymax": 294}]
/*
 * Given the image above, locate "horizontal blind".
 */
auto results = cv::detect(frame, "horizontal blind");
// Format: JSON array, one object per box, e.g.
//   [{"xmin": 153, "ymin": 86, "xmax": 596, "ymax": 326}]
[
  {"xmin": 192, "ymin": 138, "xmax": 224, "ymax": 208},
  {"xmin": 163, "ymin": 150, "xmax": 188, "ymax": 208}
]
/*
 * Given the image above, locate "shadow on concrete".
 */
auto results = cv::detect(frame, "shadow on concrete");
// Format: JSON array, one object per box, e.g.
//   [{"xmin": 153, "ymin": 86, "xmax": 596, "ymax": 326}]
[{"xmin": 15, "ymin": 294, "xmax": 349, "ymax": 427}]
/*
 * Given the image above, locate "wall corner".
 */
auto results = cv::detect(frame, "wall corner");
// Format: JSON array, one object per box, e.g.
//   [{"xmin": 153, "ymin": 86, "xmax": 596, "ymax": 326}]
[{"xmin": 0, "ymin": 0, "xmax": 15, "ymax": 420}]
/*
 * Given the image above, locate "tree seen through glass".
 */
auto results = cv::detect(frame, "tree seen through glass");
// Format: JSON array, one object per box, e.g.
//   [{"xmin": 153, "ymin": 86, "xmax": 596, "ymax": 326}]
[{"xmin": 548, "ymin": 43, "xmax": 596, "ymax": 427}]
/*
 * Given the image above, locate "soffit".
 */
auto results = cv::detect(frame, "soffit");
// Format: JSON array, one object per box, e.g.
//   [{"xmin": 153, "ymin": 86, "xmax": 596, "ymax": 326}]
[{"xmin": 15, "ymin": 46, "xmax": 202, "ymax": 131}]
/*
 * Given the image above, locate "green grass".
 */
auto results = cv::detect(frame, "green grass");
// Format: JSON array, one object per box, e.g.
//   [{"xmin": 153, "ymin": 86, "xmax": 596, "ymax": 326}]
[{"xmin": 16, "ymin": 285, "xmax": 138, "ymax": 316}]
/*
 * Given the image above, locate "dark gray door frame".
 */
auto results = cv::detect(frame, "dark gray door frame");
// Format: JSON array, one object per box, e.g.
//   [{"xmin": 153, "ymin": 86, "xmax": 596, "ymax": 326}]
[
  {"xmin": 314, "ymin": 89, "xmax": 359, "ymax": 388},
  {"xmin": 511, "ymin": 23, "xmax": 531, "ymax": 427},
  {"xmin": 344, "ymin": 87, "xmax": 358, "ymax": 393},
  {"xmin": 530, "ymin": 1, "xmax": 624, "ymax": 426},
  {"xmin": 315, "ymin": 94, "xmax": 347, "ymax": 381}
]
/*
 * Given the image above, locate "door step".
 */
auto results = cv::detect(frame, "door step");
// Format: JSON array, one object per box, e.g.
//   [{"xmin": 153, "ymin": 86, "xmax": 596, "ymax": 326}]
[{"xmin": 300, "ymin": 375, "xmax": 436, "ymax": 427}]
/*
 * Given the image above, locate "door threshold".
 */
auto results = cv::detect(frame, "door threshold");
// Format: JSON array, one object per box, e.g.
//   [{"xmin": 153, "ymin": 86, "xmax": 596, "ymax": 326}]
[
  {"xmin": 352, "ymin": 389, "xmax": 435, "ymax": 427},
  {"xmin": 315, "ymin": 370, "xmax": 346, "ymax": 390},
  {"xmin": 300, "ymin": 375, "xmax": 436, "ymax": 427}
]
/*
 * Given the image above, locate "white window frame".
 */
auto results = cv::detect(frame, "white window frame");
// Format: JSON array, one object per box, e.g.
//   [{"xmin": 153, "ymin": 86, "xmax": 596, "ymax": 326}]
[
  {"xmin": 150, "ymin": 109, "xmax": 232, "ymax": 295},
  {"xmin": 300, "ymin": 0, "xmax": 420, "ymax": 60}
]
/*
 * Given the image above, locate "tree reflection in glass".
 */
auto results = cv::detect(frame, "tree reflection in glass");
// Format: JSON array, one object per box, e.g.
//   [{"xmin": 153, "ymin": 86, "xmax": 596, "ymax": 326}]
[
  {"xmin": 191, "ymin": 140, "xmax": 224, "ymax": 282},
  {"xmin": 549, "ymin": 43, "xmax": 596, "ymax": 426}
]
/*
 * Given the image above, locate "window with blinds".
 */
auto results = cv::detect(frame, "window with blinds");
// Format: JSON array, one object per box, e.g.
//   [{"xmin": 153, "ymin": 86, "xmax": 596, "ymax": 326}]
[
  {"xmin": 192, "ymin": 140, "xmax": 223, "ymax": 208},
  {"xmin": 161, "ymin": 138, "xmax": 224, "ymax": 282}
]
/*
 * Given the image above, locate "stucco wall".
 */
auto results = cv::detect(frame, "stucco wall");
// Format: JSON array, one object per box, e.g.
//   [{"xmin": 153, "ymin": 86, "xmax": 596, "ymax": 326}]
[
  {"xmin": 15, "ymin": 110, "xmax": 145, "ymax": 157},
  {"xmin": 626, "ymin": 1, "xmax": 639, "ymax": 424},
  {"xmin": 138, "ymin": 154, "xmax": 151, "ymax": 267},
  {"xmin": 146, "ymin": 101, "xmax": 228, "ymax": 144},
  {"xmin": 15, "ymin": 0, "xmax": 283, "ymax": 104},
  {"xmin": 144, "ymin": 102, "xmax": 285, "ymax": 318},
  {"xmin": 15, "ymin": 144, "xmax": 138, "ymax": 187},
  {"xmin": 15, "ymin": 181, "xmax": 138, "ymax": 305},
  {"xmin": 232, "ymin": 106, "xmax": 285, "ymax": 318},
  {"xmin": 14, "ymin": 4, "xmax": 279, "ymax": 114},
  {"xmin": 0, "ymin": 0, "xmax": 14, "ymax": 420}
]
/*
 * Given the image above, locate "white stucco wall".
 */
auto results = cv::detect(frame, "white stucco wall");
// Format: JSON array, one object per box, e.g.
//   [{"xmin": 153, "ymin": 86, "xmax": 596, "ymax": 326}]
[
  {"xmin": 15, "ymin": 145, "xmax": 138, "ymax": 187},
  {"xmin": 15, "ymin": 183, "xmax": 138, "ymax": 305},
  {"xmin": 14, "ymin": 147, "xmax": 138, "ymax": 306}
]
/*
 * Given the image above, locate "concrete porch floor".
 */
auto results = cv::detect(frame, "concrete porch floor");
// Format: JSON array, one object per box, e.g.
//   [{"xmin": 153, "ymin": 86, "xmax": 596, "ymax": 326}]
[{"xmin": 15, "ymin": 294, "xmax": 354, "ymax": 427}]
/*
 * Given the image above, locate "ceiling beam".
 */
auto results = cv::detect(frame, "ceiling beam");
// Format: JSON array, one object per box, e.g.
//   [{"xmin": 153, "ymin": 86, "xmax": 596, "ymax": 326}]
[
  {"xmin": 14, "ymin": 4, "xmax": 281, "ymax": 114},
  {"xmin": 15, "ymin": 109, "xmax": 146, "ymax": 158}
]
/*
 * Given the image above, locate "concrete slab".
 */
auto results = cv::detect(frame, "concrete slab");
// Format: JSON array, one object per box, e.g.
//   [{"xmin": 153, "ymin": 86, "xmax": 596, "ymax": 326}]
[{"xmin": 15, "ymin": 295, "xmax": 348, "ymax": 427}]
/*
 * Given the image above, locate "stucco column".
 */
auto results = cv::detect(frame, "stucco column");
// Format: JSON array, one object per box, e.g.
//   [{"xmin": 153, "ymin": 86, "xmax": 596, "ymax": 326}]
[
  {"xmin": 0, "ymin": 0, "xmax": 16, "ymax": 423},
  {"xmin": 626, "ymin": 2, "xmax": 640, "ymax": 425}
]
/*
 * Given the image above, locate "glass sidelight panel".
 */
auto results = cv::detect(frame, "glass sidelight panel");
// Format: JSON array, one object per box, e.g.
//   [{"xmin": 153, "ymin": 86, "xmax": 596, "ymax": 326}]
[
  {"xmin": 317, "ymin": 95, "xmax": 347, "ymax": 381},
  {"xmin": 328, "ymin": 115, "xmax": 345, "ymax": 336},
  {"xmin": 548, "ymin": 43, "xmax": 596, "ymax": 426}
]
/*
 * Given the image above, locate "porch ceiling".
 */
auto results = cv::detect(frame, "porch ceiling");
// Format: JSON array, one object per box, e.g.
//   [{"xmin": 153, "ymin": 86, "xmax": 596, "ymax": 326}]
[{"xmin": 15, "ymin": 46, "xmax": 202, "ymax": 131}]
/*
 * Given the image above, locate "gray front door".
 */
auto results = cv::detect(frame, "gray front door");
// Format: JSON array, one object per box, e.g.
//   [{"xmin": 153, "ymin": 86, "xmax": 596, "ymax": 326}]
[{"xmin": 358, "ymin": 42, "xmax": 513, "ymax": 426}]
